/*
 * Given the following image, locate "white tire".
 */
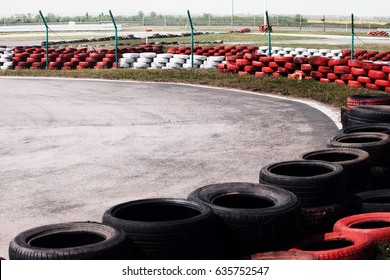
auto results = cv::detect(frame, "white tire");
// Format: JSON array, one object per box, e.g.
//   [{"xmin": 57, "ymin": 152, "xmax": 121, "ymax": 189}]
[
  {"xmin": 151, "ymin": 62, "xmax": 165, "ymax": 68},
  {"xmin": 166, "ymin": 62, "xmax": 182, "ymax": 69},
  {"xmin": 295, "ymin": 48, "xmax": 307, "ymax": 53},
  {"xmin": 192, "ymin": 55, "xmax": 207, "ymax": 61},
  {"xmin": 207, "ymin": 56, "xmax": 225, "ymax": 62},
  {"xmin": 154, "ymin": 57, "xmax": 169, "ymax": 63},
  {"xmin": 120, "ymin": 62, "xmax": 132, "ymax": 68},
  {"xmin": 308, "ymin": 48, "xmax": 319, "ymax": 54},
  {"xmin": 137, "ymin": 57, "xmax": 152, "ymax": 63},
  {"xmin": 140, "ymin": 52, "xmax": 157, "ymax": 59},
  {"xmin": 120, "ymin": 57, "xmax": 135, "ymax": 64},
  {"xmin": 173, "ymin": 54, "xmax": 190, "ymax": 59},
  {"xmin": 122, "ymin": 53, "xmax": 140, "ymax": 59},
  {"xmin": 169, "ymin": 58, "xmax": 185, "ymax": 64},
  {"xmin": 133, "ymin": 62, "xmax": 149, "ymax": 69},
  {"xmin": 156, "ymin": 53, "xmax": 173, "ymax": 59}
]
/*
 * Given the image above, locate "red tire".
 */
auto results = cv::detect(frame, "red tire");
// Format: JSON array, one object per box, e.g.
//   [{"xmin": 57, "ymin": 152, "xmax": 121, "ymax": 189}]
[
  {"xmin": 363, "ymin": 62, "xmax": 382, "ymax": 70},
  {"xmin": 318, "ymin": 66, "xmax": 333, "ymax": 73},
  {"xmin": 293, "ymin": 56, "xmax": 309, "ymax": 65},
  {"xmin": 309, "ymin": 56, "xmax": 331, "ymax": 66},
  {"xmin": 244, "ymin": 65, "xmax": 255, "ymax": 73},
  {"xmin": 357, "ymin": 76, "xmax": 372, "ymax": 84},
  {"xmin": 366, "ymin": 83, "xmax": 381, "ymax": 90},
  {"xmin": 351, "ymin": 67, "xmax": 367, "ymax": 76},
  {"xmin": 272, "ymin": 72, "xmax": 282, "ymax": 77},
  {"xmin": 238, "ymin": 71, "xmax": 250, "ymax": 76},
  {"xmin": 268, "ymin": 61, "xmax": 279, "ymax": 68},
  {"xmin": 259, "ymin": 56, "xmax": 274, "ymax": 63},
  {"xmin": 274, "ymin": 56, "xmax": 294, "ymax": 63},
  {"xmin": 335, "ymin": 79, "xmax": 347, "ymax": 85},
  {"xmin": 252, "ymin": 60, "xmax": 265, "ymax": 67},
  {"xmin": 348, "ymin": 60, "xmax": 363, "ymax": 68},
  {"xmin": 255, "ymin": 71, "xmax": 266, "ymax": 77},
  {"xmin": 383, "ymin": 66, "xmax": 390, "ymax": 73},
  {"xmin": 277, "ymin": 67, "xmax": 289, "ymax": 74},
  {"xmin": 333, "ymin": 213, "xmax": 390, "ymax": 244},
  {"xmin": 348, "ymin": 80, "xmax": 363, "ymax": 87},
  {"xmin": 340, "ymin": 74, "xmax": 354, "ymax": 81},
  {"xmin": 236, "ymin": 59, "xmax": 251, "ymax": 67},
  {"xmin": 347, "ymin": 93, "xmax": 390, "ymax": 109},
  {"xmin": 369, "ymin": 70, "xmax": 387, "ymax": 80},
  {"xmin": 375, "ymin": 79, "xmax": 390, "ymax": 87},
  {"xmin": 262, "ymin": 67, "xmax": 274, "ymax": 73},
  {"xmin": 289, "ymin": 232, "xmax": 374, "ymax": 260},
  {"xmin": 320, "ymin": 78, "xmax": 331, "ymax": 83},
  {"xmin": 328, "ymin": 59, "xmax": 348, "ymax": 67},
  {"xmin": 285, "ymin": 62, "xmax": 296, "ymax": 70},
  {"xmin": 327, "ymin": 73, "xmax": 339, "ymax": 80},
  {"xmin": 301, "ymin": 64, "xmax": 313, "ymax": 71},
  {"xmin": 311, "ymin": 71, "xmax": 324, "ymax": 79},
  {"xmin": 386, "ymin": 87, "xmax": 390, "ymax": 93},
  {"xmin": 226, "ymin": 63, "xmax": 240, "ymax": 71},
  {"xmin": 334, "ymin": 65, "xmax": 351, "ymax": 74}
]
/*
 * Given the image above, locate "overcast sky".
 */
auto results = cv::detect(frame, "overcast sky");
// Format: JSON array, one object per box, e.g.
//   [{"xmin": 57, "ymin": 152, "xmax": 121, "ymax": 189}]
[{"xmin": 0, "ymin": 0, "xmax": 389, "ymax": 17}]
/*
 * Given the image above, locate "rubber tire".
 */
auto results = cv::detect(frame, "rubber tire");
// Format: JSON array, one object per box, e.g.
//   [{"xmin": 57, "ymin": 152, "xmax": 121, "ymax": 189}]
[
  {"xmin": 327, "ymin": 132, "xmax": 390, "ymax": 167},
  {"xmin": 347, "ymin": 94, "xmax": 390, "ymax": 109},
  {"xmin": 342, "ymin": 123, "xmax": 390, "ymax": 135},
  {"xmin": 289, "ymin": 232, "xmax": 374, "ymax": 260},
  {"xmin": 349, "ymin": 189, "xmax": 390, "ymax": 213},
  {"xmin": 333, "ymin": 213, "xmax": 390, "ymax": 244},
  {"xmin": 259, "ymin": 160, "xmax": 346, "ymax": 207},
  {"xmin": 8, "ymin": 222, "xmax": 130, "ymax": 260},
  {"xmin": 299, "ymin": 148, "xmax": 371, "ymax": 194},
  {"xmin": 187, "ymin": 182, "xmax": 301, "ymax": 258},
  {"xmin": 349, "ymin": 105, "xmax": 390, "ymax": 123},
  {"xmin": 102, "ymin": 198, "xmax": 215, "ymax": 260}
]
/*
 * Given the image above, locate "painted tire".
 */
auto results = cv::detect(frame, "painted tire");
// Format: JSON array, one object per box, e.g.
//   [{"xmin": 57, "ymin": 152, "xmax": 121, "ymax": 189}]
[
  {"xmin": 289, "ymin": 232, "xmax": 374, "ymax": 260},
  {"xmin": 333, "ymin": 213, "xmax": 390, "ymax": 244}
]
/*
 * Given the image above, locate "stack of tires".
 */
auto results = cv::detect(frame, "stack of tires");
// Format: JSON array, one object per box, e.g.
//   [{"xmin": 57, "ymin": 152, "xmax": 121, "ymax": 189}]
[
  {"xmin": 8, "ymin": 183, "xmax": 301, "ymax": 260},
  {"xmin": 0, "ymin": 46, "xmax": 14, "ymax": 70},
  {"xmin": 259, "ymin": 160, "xmax": 347, "ymax": 236}
]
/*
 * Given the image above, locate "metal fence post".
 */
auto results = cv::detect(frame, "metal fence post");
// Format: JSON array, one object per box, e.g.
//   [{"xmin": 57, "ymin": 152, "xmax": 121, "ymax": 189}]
[
  {"xmin": 38, "ymin": 10, "xmax": 49, "ymax": 69},
  {"xmin": 351, "ymin": 13, "xmax": 355, "ymax": 60},
  {"xmin": 187, "ymin": 10, "xmax": 195, "ymax": 68},
  {"xmin": 109, "ymin": 10, "xmax": 118, "ymax": 69},
  {"xmin": 266, "ymin": 11, "xmax": 271, "ymax": 57}
]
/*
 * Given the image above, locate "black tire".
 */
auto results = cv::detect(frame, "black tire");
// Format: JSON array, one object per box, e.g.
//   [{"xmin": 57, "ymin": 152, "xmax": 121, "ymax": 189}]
[
  {"xmin": 8, "ymin": 222, "xmax": 130, "ymax": 260},
  {"xmin": 341, "ymin": 106, "xmax": 349, "ymax": 129},
  {"xmin": 327, "ymin": 132, "xmax": 390, "ymax": 167},
  {"xmin": 299, "ymin": 148, "xmax": 371, "ymax": 194},
  {"xmin": 102, "ymin": 198, "xmax": 215, "ymax": 260},
  {"xmin": 259, "ymin": 160, "xmax": 345, "ymax": 207},
  {"xmin": 349, "ymin": 189, "xmax": 390, "ymax": 213},
  {"xmin": 348, "ymin": 105, "xmax": 390, "ymax": 126},
  {"xmin": 187, "ymin": 182, "xmax": 301, "ymax": 258},
  {"xmin": 342, "ymin": 123, "xmax": 390, "ymax": 135}
]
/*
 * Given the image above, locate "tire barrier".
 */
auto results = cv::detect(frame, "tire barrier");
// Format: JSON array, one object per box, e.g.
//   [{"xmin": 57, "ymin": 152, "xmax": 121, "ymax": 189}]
[
  {"xmin": 299, "ymin": 148, "xmax": 372, "ymax": 194},
  {"xmin": 8, "ymin": 222, "xmax": 131, "ymax": 260},
  {"xmin": 342, "ymin": 123, "xmax": 390, "ymax": 135},
  {"xmin": 348, "ymin": 105, "xmax": 390, "ymax": 126},
  {"xmin": 187, "ymin": 182, "xmax": 301, "ymax": 258},
  {"xmin": 333, "ymin": 213, "xmax": 390, "ymax": 245},
  {"xmin": 349, "ymin": 189, "xmax": 390, "ymax": 213},
  {"xmin": 0, "ymin": 47, "xmax": 14, "ymax": 70},
  {"xmin": 259, "ymin": 160, "xmax": 346, "ymax": 208},
  {"xmin": 289, "ymin": 232, "xmax": 375, "ymax": 260},
  {"xmin": 102, "ymin": 198, "xmax": 216, "ymax": 260},
  {"xmin": 327, "ymin": 132, "xmax": 390, "ymax": 167}
]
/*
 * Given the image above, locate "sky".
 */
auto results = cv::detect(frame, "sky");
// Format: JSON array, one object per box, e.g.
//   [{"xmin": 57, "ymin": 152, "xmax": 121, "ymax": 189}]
[{"xmin": 0, "ymin": 0, "xmax": 389, "ymax": 18}]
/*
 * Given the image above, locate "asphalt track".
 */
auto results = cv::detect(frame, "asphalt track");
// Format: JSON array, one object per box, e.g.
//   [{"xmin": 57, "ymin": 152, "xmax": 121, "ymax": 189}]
[{"xmin": 0, "ymin": 77, "xmax": 340, "ymax": 258}]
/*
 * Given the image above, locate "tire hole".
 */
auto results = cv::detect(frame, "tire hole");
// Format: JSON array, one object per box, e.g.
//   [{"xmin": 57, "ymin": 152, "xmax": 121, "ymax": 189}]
[
  {"xmin": 270, "ymin": 165, "xmax": 333, "ymax": 177},
  {"xmin": 28, "ymin": 232, "xmax": 105, "ymax": 248},
  {"xmin": 115, "ymin": 204, "xmax": 202, "ymax": 222},
  {"xmin": 350, "ymin": 221, "xmax": 390, "ymax": 229},
  {"xmin": 364, "ymin": 197, "xmax": 390, "ymax": 204},
  {"xmin": 338, "ymin": 137, "xmax": 382, "ymax": 143},
  {"xmin": 211, "ymin": 193, "xmax": 275, "ymax": 209},
  {"xmin": 302, "ymin": 239, "xmax": 354, "ymax": 251},
  {"xmin": 304, "ymin": 153, "xmax": 358, "ymax": 162}
]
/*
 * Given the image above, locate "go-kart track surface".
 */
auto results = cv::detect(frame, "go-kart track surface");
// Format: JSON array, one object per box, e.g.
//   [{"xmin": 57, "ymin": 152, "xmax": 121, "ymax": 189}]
[{"xmin": 0, "ymin": 77, "xmax": 339, "ymax": 258}]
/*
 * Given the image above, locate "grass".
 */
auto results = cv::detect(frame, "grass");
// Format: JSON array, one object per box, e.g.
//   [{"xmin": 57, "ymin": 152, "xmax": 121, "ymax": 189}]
[{"xmin": 0, "ymin": 68, "xmax": 378, "ymax": 108}]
